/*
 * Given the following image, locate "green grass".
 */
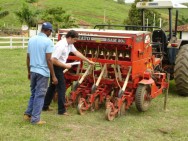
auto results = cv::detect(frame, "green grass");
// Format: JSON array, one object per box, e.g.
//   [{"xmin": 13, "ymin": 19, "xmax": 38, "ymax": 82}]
[
  {"xmin": 0, "ymin": 0, "xmax": 187, "ymax": 29},
  {"xmin": 0, "ymin": 48, "xmax": 187, "ymax": 141}
]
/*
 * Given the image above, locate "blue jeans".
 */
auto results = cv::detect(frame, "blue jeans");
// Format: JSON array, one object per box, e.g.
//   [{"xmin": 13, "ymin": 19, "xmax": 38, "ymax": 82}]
[{"xmin": 25, "ymin": 72, "xmax": 49, "ymax": 123}]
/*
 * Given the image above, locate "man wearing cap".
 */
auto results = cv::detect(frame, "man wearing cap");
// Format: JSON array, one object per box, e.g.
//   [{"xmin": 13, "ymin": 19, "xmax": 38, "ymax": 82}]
[
  {"xmin": 24, "ymin": 22, "xmax": 58, "ymax": 125},
  {"xmin": 43, "ymin": 30, "xmax": 94, "ymax": 115}
]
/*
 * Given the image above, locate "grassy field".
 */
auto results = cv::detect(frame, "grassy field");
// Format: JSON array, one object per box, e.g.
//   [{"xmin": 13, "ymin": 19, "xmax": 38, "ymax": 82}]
[
  {"xmin": 0, "ymin": 0, "xmax": 187, "ymax": 28},
  {"xmin": 0, "ymin": 0, "xmax": 131, "ymax": 28},
  {"xmin": 0, "ymin": 48, "xmax": 187, "ymax": 141}
]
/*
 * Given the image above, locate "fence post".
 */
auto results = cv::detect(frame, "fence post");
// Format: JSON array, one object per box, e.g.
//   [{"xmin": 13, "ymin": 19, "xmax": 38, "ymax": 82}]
[
  {"xmin": 10, "ymin": 36, "xmax": 12, "ymax": 49},
  {"xmin": 22, "ymin": 37, "xmax": 25, "ymax": 49}
]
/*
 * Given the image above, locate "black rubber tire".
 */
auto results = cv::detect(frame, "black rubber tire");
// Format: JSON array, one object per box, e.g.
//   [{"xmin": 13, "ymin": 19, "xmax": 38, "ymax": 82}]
[
  {"xmin": 135, "ymin": 84, "xmax": 151, "ymax": 112},
  {"xmin": 174, "ymin": 45, "xmax": 188, "ymax": 96}
]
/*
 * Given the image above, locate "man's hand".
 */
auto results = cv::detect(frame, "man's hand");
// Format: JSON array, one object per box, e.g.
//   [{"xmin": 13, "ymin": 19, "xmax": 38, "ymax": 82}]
[
  {"xmin": 52, "ymin": 76, "xmax": 58, "ymax": 85},
  {"xmin": 28, "ymin": 73, "xmax": 30, "ymax": 80},
  {"xmin": 65, "ymin": 64, "xmax": 72, "ymax": 69},
  {"xmin": 88, "ymin": 60, "xmax": 95, "ymax": 65}
]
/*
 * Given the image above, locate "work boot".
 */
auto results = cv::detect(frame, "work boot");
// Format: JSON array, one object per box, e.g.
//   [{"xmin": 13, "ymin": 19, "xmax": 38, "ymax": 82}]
[
  {"xmin": 23, "ymin": 114, "xmax": 31, "ymax": 121},
  {"xmin": 35, "ymin": 120, "xmax": 46, "ymax": 125},
  {"xmin": 42, "ymin": 107, "xmax": 53, "ymax": 111},
  {"xmin": 58, "ymin": 112, "xmax": 70, "ymax": 116}
]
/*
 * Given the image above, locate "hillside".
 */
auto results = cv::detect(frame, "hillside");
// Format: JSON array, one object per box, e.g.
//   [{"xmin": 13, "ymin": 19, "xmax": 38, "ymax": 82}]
[
  {"xmin": 0, "ymin": 0, "xmax": 131, "ymax": 29},
  {"xmin": 0, "ymin": 0, "xmax": 187, "ymax": 29}
]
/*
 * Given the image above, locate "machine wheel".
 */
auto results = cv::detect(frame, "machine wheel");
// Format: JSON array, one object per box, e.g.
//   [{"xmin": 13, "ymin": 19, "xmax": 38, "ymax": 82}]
[
  {"xmin": 72, "ymin": 93, "xmax": 81, "ymax": 107},
  {"xmin": 75, "ymin": 94, "xmax": 82, "ymax": 107},
  {"xmin": 94, "ymin": 96, "xmax": 100, "ymax": 110},
  {"xmin": 114, "ymin": 98, "xmax": 120, "ymax": 118},
  {"xmin": 174, "ymin": 45, "xmax": 188, "ymax": 96},
  {"xmin": 77, "ymin": 102, "xmax": 85, "ymax": 115},
  {"xmin": 135, "ymin": 84, "xmax": 151, "ymax": 112},
  {"xmin": 119, "ymin": 101, "xmax": 126, "ymax": 116},
  {"xmin": 105, "ymin": 108, "xmax": 115, "ymax": 121}
]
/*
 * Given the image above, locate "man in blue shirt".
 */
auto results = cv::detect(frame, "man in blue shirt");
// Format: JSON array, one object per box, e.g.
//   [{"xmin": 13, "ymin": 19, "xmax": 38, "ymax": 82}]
[{"xmin": 24, "ymin": 22, "xmax": 58, "ymax": 125}]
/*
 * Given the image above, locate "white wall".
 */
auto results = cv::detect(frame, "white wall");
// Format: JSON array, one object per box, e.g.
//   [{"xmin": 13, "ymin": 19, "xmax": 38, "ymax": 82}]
[
  {"xmin": 29, "ymin": 24, "xmax": 43, "ymax": 37},
  {"xmin": 29, "ymin": 30, "xmax": 38, "ymax": 37},
  {"xmin": 182, "ymin": 32, "xmax": 188, "ymax": 39}
]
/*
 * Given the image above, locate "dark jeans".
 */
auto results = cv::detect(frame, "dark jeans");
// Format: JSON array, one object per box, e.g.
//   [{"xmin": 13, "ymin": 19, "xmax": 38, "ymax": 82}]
[
  {"xmin": 43, "ymin": 65, "xmax": 66, "ymax": 114},
  {"xmin": 25, "ymin": 72, "xmax": 49, "ymax": 123}
]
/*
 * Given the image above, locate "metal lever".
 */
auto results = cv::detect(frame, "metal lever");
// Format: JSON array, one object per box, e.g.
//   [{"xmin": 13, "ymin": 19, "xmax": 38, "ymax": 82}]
[{"xmin": 118, "ymin": 66, "xmax": 132, "ymax": 97}]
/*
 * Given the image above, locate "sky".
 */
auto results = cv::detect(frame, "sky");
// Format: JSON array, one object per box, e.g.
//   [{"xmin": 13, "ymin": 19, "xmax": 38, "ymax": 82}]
[{"xmin": 125, "ymin": 0, "xmax": 188, "ymax": 3}]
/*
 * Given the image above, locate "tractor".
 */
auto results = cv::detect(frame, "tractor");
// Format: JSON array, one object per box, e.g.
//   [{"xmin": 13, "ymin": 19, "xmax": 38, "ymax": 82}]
[
  {"xmin": 94, "ymin": 0, "xmax": 188, "ymax": 96},
  {"xmin": 136, "ymin": 0, "xmax": 188, "ymax": 96}
]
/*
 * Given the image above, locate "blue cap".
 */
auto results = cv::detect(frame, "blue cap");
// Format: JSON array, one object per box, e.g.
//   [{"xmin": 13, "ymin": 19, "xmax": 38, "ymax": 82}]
[{"xmin": 42, "ymin": 22, "xmax": 53, "ymax": 31}]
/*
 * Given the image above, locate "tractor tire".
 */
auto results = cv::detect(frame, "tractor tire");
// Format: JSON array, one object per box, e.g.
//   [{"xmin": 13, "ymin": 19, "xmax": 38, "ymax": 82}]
[
  {"xmin": 135, "ymin": 84, "xmax": 151, "ymax": 112},
  {"xmin": 174, "ymin": 45, "xmax": 188, "ymax": 96}
]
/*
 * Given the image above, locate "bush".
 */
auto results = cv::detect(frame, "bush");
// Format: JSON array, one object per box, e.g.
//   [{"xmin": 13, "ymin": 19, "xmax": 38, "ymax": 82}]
[{"xmin": 25, "ymin": 0, "xmax": 38, "ymax": 3}]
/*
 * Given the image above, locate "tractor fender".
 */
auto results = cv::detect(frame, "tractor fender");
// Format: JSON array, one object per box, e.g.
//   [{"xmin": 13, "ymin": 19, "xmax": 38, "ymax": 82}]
[
  {"xmin": 179, "ymin": 41, "xmax": 188, "ymax": 49},
  {"xmin": 138, "ymin": 78, "xmax": 154, "ymax": 85}
]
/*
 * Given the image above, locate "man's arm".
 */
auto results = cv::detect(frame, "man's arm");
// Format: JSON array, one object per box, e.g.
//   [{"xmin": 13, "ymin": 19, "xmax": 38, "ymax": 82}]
[
  {"xmin": 46, "ymin": 53, "xmax": 58, "ymax": 85},
  {"xmin": 26, "ymin": 53, "xmax": 30, "ymax": 80},
  {"xmin": 51, "ymin": 58, "xmax": 72, "ymax": 69},
  {"xmin": 73, "ymin": 50, "xmax": 95, "ymax": 65}
]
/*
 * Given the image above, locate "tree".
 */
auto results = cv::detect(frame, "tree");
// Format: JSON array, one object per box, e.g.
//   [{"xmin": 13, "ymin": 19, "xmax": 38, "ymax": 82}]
[
  {"xmin": 178, "ymin": 15, "xmax": 188, "ymax": 25},
  {"xmin": 41, "ymin": 7, "xmax": 78, "ymax": 32},
  {"xmin": 117, "ymin": 0, "xmax": 125, "ymax": 4},
  {"xmin": 15, "ymin": 4, "xmax": 40, "ymax": 36},
  {"xmin": 0, "ymin": 7, "xmax": 9, "ymax": 19},
  {"xmin": 15, "ymin": 4, "xmax": 39, "ymax": 29},
  {"xmin": 61, "ymin": 14, "xmax": 78, "ymax": 28},
  {"xmin": 25, "ymin": 0, "xmax": 38, "ymax": 3},
  {"xmin": 125, "ymin": 0, "xmax": 163, "ymax": 30}
]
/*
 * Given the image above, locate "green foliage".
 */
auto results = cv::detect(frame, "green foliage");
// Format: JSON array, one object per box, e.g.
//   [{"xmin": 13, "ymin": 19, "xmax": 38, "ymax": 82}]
[
  {"xmin": 178, "ymin": 15, "xmax": 188, "ymax": 25},
  {"xmin": 25, "ymin": 0, "xmax": 38, "ymax": 3},
  {"xmin": 0, "ymin": 0, "xmax": 132, "ymax": 28},
  {"xmin": 126, "ymin": 0, "xmax": 163, "ymax": 29},
  {"xmin": 14, "ymin": 4, "xmax": 39, "ymax": 28},
  {"xmin": 126, "ymin": 0, "xmax": 142, "ymax": 25},
  {"xmin": 41, "ymin": 7, "xmax": 78, "ymax": 32},
  {"xmin": 61, "ymin": 14, "xmax": 78, "ymax": 28},
  {"xmin": 41, "ymin": 7, "xmax": 65, "ymax": 23},
  {"xmin": 117, "ymin": 0, "xmax": 125, "ymax": 4},
  {"xmin": 0, "ymin": 0, "xmax": 187, "ymax": 30},
  {"xmin": 0, "ymin": 7, "xmax": 9, "ymax": 19}
]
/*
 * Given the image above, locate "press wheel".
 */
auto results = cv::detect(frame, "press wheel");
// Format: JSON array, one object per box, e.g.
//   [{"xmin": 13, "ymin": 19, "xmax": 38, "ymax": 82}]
[
  {"xmin": 105, "ymin": 108, "xmax": 115, "ymax": 121},
  {"xmin": 73, "ymin": 93, "xmax": 81, "ymax": 107},
  {"xmin": 93, "ymin": 96, "xmax": 100, "ymax": 110},
  {"xmin": 75, "ymin": 93, "xmax": 81, "ymax": 105},
  {"xmin": 77, "ymin": 102, "xmax": 85, "ymax": 115},
  {"xmin": 119, "ymin": 101, "xmax": 126, "ymax": 116}
]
